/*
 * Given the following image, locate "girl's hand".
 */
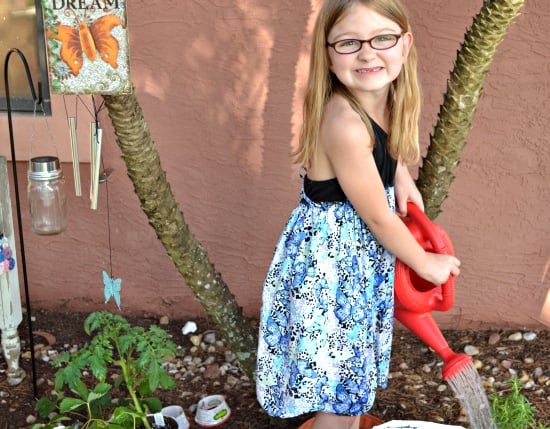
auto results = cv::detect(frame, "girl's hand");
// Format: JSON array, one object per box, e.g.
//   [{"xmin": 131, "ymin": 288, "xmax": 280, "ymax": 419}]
[
  {"xmin": 417, "ymin": 252, "xmax": 461, "ymax": 286},
  {"xmin": 395, "ymin": 162, "xmax": 423, "ymax": 216}
]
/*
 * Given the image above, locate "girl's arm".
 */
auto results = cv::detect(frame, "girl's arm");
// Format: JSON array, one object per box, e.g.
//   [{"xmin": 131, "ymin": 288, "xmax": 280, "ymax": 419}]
[
  {"xmin": 394, "ymin": 161, "xmax": 423, "ymax": 216},
  {"xmin": 320, "ymin": 104, "xmax": 460, "ymax": 285}
]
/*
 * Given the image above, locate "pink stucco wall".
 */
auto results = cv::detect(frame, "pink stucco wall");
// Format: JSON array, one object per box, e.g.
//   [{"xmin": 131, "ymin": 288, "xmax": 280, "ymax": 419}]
[{"xmin": 1, "ymin": 0, "xmax": 549, "ymax": 329}]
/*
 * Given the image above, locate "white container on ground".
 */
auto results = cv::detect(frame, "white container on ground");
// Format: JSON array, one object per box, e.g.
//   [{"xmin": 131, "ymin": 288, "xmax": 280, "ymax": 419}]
[{"xmin": 195, "ymin": 395, "xmax": 231, "ymax": 427}]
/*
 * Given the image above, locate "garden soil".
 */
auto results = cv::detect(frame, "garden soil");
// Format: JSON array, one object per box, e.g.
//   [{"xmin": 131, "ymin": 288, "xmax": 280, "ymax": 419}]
[{"xmin": 0, "ymin": 309, "xmax": 548, "ymax": 429}]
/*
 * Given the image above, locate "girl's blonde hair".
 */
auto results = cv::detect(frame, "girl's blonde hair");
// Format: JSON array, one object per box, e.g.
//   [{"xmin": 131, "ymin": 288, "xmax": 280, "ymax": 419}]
[{"xmin": 295, "ymin": 0, "xmax": 421, "ymax": 166}]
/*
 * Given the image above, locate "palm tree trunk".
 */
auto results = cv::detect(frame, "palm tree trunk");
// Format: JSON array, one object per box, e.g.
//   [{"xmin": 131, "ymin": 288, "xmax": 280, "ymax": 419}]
[
  {"xmin": 102, "ymin": 92, "xmax": 258, "ymax": 380},
  {"xmin": 417, "ymin": 0, "xmax": 524, "ymax": 220}
]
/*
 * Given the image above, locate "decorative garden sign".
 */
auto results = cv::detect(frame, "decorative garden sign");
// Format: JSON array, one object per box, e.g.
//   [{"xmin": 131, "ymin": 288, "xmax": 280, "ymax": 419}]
[{"xmin": 41, "ymin": 0, "xmax": 131, "ymax": 94}]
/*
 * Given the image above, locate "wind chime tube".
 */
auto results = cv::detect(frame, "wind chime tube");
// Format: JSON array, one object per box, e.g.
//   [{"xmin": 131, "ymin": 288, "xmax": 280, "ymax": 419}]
[
  {"xmin": 68, "ymin": 116, "xmax": 81, "ymax": 196},
  {"xmin": 90, "ymin": 122, "xmax": 102, "ymax": 210},
  {"xmin": 89, "ymin": 122, "xmax": 95, "ymax": 208}
]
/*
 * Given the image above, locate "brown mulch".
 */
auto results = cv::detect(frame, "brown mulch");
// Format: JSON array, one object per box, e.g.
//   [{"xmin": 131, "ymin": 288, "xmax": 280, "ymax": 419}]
[{"xmin": 0, "ymin": 308, "xmax": 549, "ymax": 429}]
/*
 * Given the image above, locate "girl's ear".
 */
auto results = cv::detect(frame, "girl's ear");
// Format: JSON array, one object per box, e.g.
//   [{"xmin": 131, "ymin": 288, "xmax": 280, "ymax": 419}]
[{"xmin": 401, "ymin": 32, "xmax": 414, "ymax": 62}]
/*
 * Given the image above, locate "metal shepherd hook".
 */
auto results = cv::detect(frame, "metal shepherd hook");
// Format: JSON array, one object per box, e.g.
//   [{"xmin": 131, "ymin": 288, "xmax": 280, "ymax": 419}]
[{"xmin": 3, "ymin": 47, "xmax": 43, "ymax": 397}]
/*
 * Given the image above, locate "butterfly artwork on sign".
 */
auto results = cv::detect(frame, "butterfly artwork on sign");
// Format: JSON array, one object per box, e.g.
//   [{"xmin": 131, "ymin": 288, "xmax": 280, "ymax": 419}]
[
  {"xmin": 103, "ymin": 270, "xmax": 122, "ymax": 310},
  {"xmin": 41, "ymin": 1, "xmax": 131, "ymax": 94},
  {"xmin": 49, "ymin": 13, "xmax": 123, "ymax": 77}
]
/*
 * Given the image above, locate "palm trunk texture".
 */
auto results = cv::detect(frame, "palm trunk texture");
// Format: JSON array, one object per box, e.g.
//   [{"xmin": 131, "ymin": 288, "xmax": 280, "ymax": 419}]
[
  {"xmin": 417, "ymin": 0, "xmax": 524, "ymax": 220},
  {"xmin": 102, "ymin": 0, "xmax": 524, "ymax": 383},
  {"xmin": 102, "ymin": 93, "xmax": 258, "ymax": 380}
]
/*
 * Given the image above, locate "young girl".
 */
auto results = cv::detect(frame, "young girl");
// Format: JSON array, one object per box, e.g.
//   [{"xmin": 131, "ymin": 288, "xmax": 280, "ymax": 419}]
[{"xmin": 256, "ymin": 1, "xmax": 461, "ymax": 428}]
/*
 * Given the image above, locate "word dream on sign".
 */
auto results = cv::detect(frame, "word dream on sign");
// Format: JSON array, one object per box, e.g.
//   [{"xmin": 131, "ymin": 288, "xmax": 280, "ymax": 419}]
[{"xmin": 42, "ymin": 0, "xmax": 131, "ymax": 94}]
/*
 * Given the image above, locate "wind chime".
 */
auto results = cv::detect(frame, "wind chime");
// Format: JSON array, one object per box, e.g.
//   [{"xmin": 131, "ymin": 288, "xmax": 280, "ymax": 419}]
[
  {"xmin": 41, "ymin": 0, "xmax": 132, "ymax": 305},
  {"xmin": 61, "ymin": 94, "xmax": 122, "ymax": 309}
]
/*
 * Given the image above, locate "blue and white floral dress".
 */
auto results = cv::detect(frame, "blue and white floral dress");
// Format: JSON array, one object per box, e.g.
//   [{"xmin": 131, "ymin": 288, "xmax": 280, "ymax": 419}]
[{"xmin": 256, "ymin": 119, "xmax": 397, "ymax": 418}]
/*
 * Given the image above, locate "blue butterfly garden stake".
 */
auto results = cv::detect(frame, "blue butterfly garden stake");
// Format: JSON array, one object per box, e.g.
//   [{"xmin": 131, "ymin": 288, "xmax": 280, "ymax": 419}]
[{"xmin": 103, "ymin": 270, "xmax": 122, "ymax": 310}]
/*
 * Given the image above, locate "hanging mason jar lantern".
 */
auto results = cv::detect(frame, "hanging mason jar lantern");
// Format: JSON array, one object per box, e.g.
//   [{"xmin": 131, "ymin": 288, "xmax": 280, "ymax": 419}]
[{"xmin": 27, "ymin": 156, "xmax": 67, "ymax": 235}]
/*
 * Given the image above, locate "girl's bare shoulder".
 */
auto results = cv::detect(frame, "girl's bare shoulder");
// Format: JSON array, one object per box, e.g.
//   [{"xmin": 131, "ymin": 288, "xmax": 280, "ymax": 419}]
[{"xmin": 321, "ymin": 95, "xmax": 372, "ymax": 151}]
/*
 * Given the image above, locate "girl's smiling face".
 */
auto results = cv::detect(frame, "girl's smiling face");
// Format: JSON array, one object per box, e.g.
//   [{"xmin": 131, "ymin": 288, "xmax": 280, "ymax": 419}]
[{"xmin": 327, "ymin": 3, "xmax": 412, "ymax": 101}]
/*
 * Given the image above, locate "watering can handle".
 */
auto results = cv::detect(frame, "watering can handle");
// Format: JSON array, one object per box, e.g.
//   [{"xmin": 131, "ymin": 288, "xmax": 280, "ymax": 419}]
[
  {"xmin": 404, "ymin": 202, "xmax": 455, "ymax": 311},
  {"xmin": 405, "ymin": 202, "xmax": 446, "ymax": 252}
]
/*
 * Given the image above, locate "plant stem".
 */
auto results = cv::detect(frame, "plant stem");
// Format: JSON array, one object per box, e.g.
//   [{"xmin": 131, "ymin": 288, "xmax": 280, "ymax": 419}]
[{"xmin": 115, "ymin": 341, "xmax": 151, "ymax": 429}]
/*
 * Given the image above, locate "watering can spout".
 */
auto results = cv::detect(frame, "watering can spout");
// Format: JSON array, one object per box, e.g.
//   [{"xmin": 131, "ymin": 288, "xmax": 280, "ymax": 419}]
[
  {"xmin": 394, "ymin": 307, "xmax": 472, "ymax": 380},
  {"xmin": 394, "ymin": 202, "xmax": 472, "ymax": 380}
]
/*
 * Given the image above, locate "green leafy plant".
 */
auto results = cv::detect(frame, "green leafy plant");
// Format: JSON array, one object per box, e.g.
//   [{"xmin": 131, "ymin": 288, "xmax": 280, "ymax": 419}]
[
  {"xmin": 490, "ymin": 375, "xmax": 549, "ymax": 429},
  {"xmin": 31, "ymin": 311, "xmax": 177, "ymax": 429}
]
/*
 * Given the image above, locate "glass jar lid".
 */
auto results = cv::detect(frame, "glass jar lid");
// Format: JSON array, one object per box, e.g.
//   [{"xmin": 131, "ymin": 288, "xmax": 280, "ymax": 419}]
[{"xmin": 28, "ymin": 156, "xmax": 63, "ymax": 181}]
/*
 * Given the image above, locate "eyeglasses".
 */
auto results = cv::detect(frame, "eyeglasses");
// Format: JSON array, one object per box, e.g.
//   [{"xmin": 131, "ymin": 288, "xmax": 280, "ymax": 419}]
[{"xmin": 327, "ymin": 33, "xmax": 403, "ymax": 54}]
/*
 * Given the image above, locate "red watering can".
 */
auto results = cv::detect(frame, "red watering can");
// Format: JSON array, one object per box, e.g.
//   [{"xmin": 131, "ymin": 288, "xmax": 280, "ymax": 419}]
[{"xmin": 394, "ymin": 202, "xmax": 472, "ymax": 380}]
